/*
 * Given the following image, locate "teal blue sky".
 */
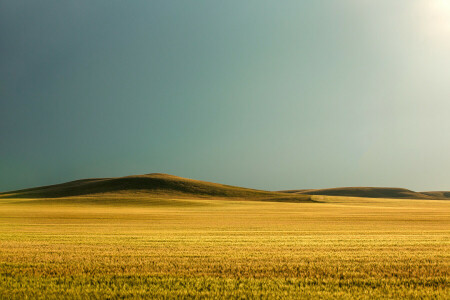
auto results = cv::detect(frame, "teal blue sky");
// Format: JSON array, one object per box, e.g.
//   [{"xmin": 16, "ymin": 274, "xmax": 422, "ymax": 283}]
[{"xmin": 1, "ymin": 1, "xmax": 450, "ymax": 192}]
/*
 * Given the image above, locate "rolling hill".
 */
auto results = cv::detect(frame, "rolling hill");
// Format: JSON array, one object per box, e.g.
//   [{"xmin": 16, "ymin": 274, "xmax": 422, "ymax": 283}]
[
  {"xmin": 280, "ymin": 187, "xmax": 450, "ymax": 200},
  {"xmin": 2, "ymin": 173, "xmax": 448, "ymax": 202},
  {"xmin": 0, "ymin": 173, "xmax": 311, "ymax": 203}
]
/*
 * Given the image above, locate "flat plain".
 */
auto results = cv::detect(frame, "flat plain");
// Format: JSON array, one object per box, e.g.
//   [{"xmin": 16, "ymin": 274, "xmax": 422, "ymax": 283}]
[{"xmin": 0, "ymin": 192, "xmax": 449, "ymax": 298}]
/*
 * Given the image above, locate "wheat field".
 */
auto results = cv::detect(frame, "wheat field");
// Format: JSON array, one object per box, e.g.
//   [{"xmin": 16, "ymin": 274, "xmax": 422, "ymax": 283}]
[{"xmin": 0, "ymin": 195, "xmax": 448, "ymax": 298}]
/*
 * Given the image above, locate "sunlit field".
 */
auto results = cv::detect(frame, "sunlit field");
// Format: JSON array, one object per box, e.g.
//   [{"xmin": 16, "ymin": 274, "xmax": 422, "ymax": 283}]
[{"xmin": 0, "ymin": 195, "xmax": 449, "ymax": 298}]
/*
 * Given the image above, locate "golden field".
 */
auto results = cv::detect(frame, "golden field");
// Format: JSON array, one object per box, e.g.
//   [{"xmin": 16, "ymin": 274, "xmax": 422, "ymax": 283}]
[{"xmin": 0, "ymin": 195, "xmax": 448, "ymax": 299}]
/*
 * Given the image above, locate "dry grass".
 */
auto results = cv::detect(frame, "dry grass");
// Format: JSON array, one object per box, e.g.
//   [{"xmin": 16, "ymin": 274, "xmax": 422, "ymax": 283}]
[
  {"xmin": 0, "ymin": 195, "xmax": 449, "ymax": 298},
  {"xmin": 281, "ymin": 187, "xmax": 450, "ymax": 200},
  {"xmin": 0, "ymin": 173, "xmax": 311, "ymax": 203}
]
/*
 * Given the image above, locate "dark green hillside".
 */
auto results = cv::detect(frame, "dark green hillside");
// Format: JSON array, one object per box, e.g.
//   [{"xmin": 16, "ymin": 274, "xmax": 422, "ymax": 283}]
[
  {"xmin": 0, "ymin": 173, "xmax": 311, "ymax": 203},
  {"xmin": 281, "ymin": 187, "xmax": 450, "ymax": 200}
]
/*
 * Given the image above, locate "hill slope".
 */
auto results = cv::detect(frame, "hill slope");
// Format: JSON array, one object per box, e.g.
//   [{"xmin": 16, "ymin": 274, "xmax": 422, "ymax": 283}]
[
  {"xmin": 0, "ymin": 173, "xmax": 311, "ymax": 203},
  {"xmin": 281, "ymin": 187, "xmax": 450, "ymax": 200}
]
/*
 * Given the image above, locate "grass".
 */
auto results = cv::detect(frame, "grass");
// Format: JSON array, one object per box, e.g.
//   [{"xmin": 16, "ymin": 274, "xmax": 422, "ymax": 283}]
[
  {"xmin": 0, "ymin": 195, "xmax": 448, "ymax": 298},
  {"xmin": 282, "ymin": 186, "xmax": 450, "ymax": 200},
  {"xmin": 0, "ymin": 173, "xmax": 312, "ymax": 203}
]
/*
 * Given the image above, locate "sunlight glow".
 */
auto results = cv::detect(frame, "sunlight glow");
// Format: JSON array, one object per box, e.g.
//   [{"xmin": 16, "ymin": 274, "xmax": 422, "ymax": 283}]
[{"xmin": 414, "ymin": 0, "xmax": 450, "ymax": 41}]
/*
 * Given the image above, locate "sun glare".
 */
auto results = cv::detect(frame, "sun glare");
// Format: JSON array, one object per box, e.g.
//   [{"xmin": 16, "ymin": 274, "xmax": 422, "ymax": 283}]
[{"xmin": 416, "ymin": 0, "xmax": 450, "ymax": 40}]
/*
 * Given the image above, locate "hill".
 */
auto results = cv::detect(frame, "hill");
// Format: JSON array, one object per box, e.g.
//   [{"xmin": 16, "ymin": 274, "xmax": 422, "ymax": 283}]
[
  {"xmin": 0, "ymin": 173, "xmax": 311, "ymax": 203},
  {"xmin": 280, "ymin": 187, "xmax": 450, "ymax": 200},
  {"xmin": 422, "ymin": 191, "xmax": 450, "ymax": 199}
]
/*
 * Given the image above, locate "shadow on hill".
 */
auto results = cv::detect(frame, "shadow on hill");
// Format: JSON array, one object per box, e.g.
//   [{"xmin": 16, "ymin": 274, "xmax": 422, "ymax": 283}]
[
  {"xmin": 281, "ymin": 187, "xmax": 450, "ymax": 200},
  {"xmin": 0, "ymin": 173, "xmax": 313, "ymax": 204}
]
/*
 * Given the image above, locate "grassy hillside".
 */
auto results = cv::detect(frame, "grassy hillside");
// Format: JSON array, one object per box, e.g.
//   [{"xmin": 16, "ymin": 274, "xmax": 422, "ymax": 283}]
[
  {"xmin": 423, "ymin": 191, "xmax": 450, "ymax": 199},
  {"xmin": 0, "ymin": 173, "xmax": 311, "ymax": 204},
  {"xmin": 281, "ymin": 186, "xmax": 450, "ymax": 200},
  {"xmin": 0, "ymin": 174, "xmax": 448, "ymax": 297},
  {"xmin": 0, "ymin": 195, "xmax": 448, "ymax": 298},
  {"xmin": 3, "ymin": 173, "xmax": 448, "ymax": 202}
]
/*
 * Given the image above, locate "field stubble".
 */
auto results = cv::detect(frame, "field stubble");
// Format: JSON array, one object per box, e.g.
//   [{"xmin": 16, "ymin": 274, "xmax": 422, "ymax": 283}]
[{"xmin": 0, "ymin": 195, "xmax": 449, "ymax": 298}]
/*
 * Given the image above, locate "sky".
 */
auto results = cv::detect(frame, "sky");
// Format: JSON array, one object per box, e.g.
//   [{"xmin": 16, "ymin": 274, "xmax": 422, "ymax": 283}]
[{"xmin": 1, "ymin": 0, "xmax": 450, "ymax": 192}]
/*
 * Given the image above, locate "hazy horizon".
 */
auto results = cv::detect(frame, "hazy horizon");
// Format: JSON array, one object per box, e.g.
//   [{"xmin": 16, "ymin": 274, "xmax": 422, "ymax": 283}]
[{"xmin": 1, "ymin": 0, "xmax": 450, "ymax": 192}]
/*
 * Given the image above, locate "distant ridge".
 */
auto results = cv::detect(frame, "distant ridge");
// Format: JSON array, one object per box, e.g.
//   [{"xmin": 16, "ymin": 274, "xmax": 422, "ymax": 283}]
[
  {"xmin": 2, "ymin": 174, "xmax": 448, "ymax": 202},
  {"xmin": 280, "ymin": 187, "xmax": 450, "ymax": 200},
  {"xmin": 0, "ymin": 173, "xmax": 311, "ymax": 203},
  {"xmin": 422, "ymin": 191, "xmax": 450, "ymax": 199}
]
